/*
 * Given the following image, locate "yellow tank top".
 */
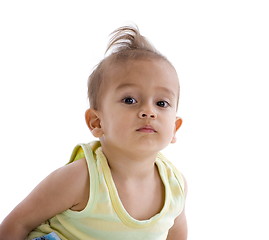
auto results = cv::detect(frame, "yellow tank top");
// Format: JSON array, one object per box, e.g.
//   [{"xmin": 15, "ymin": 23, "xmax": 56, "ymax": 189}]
[{"xmin": 27, "ymin": 141, "xmax": 185, "ymax": 240}]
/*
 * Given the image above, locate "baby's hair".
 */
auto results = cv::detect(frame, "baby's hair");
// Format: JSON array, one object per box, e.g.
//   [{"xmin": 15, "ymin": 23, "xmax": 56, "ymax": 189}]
[
  {"xmin": 88, "ymin": 25, "xmax": 173, "ymax": 110},
  {"xmin": 105, "ymin": 26, "xmax": 159, "ymax": 55}
]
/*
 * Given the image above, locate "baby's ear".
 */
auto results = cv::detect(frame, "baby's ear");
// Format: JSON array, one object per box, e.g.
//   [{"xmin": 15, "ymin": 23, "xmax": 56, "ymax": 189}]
[
  {"xmin": 171, "ymin": 117, "xmax": 182, "ymax": 143},
  {"xmin": 85, "ymin": 108, "xmax": 104, "ymax": 138}
]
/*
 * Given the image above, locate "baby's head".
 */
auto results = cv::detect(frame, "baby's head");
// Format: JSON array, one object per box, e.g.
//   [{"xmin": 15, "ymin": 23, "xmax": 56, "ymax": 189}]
[
  {"xmin": 86, "ymin": 26, "xmax": 182, "ymax": 153},
  {"xmin": 87, "ymin": 26, "xmax": 179, "ymax": 110}
]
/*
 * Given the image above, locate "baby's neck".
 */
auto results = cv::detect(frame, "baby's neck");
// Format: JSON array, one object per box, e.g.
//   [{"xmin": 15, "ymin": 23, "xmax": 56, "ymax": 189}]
[{"xmin": 101, "ymin": 145, "xmax": 158, "ymax": 180}]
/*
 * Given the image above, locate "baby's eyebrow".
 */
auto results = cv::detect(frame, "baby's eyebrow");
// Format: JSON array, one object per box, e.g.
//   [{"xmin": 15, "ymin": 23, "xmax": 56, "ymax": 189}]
[
  {"xmin": 115, "ymin": 83, "xmax": 138, "ymax": 91},
  {"xmin": 155, "ymin": 86, "xmax": 176, "ymax": 98},
  {"xmin": 115, "ymin": 83, "xmax": 176, "ymax": 98}
]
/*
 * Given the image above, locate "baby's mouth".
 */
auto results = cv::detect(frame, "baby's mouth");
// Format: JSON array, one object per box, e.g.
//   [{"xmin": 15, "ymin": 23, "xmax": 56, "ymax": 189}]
[{"xmin": 136, "ymin": 125, "xmax": 157, "ymax": 133}]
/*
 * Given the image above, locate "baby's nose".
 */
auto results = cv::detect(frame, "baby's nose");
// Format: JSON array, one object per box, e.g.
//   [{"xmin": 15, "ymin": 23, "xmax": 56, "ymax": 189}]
[{"xmin": 138, "ymin": 110, "xmax": 157, "ymax": 119}]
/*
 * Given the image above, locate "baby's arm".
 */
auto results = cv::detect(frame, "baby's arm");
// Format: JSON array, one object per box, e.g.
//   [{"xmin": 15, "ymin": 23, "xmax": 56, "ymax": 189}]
[
  {"xmin": 166, "ymin": 176, "xmax": 188, "ymax": 240},
  {"xmin": 166, "ymin": 209, "xmax": 188, "ymax": 240},
  {"xmin": 0, "ymin": 158, "xmax": 89, "ymax": 240}
]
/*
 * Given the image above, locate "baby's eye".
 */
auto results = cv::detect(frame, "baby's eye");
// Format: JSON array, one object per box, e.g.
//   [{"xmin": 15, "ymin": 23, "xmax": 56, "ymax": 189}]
[
  {"xmin": 156, "ymin": 100, "xmax": 170, "ymax": 108},
  {"xmin": 122, "ymin": 97, "xmax": 137, "ymax": 105}
]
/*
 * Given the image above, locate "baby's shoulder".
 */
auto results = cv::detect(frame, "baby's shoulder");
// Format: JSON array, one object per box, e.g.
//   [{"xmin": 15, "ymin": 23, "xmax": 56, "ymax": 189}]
[
  {"xmin": 62, "ymin": 158, "xmax": 90, "ymax": 211},
  {"xmin": 64, "ymin": 157, "xmax": 89, "ymax": 176},
  {"xmin": 44, "ymin": 158, "xmax": 90, "ymax": 212}
]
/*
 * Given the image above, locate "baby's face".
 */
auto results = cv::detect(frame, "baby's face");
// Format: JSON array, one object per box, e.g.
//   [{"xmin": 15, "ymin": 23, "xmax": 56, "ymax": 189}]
[{"xmin": 97, "ymin": 59, "xmax": 181, "ymax": 154}]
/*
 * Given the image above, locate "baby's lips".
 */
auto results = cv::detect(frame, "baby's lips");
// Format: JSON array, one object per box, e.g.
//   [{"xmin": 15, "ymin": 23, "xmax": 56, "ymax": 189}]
[{"xmin": 136, "ymin": 125, "xmax": 157, "ymax": 133}]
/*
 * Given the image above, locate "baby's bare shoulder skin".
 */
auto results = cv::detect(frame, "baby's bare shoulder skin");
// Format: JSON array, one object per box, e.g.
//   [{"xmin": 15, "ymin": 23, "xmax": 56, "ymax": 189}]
[{"xmin": 0, "ymin": 158, "xmax": 90, "ymax": 240}]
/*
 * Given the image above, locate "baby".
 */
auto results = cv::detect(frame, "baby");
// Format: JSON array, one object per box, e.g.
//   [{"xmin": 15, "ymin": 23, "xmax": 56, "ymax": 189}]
[{"xmin": 0, "ymin": 25, "xmax": 187, "ymax": 240}]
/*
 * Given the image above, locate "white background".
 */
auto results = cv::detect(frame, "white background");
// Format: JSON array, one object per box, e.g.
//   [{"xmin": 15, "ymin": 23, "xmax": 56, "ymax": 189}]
[{"xmin": 0, "ymin": 0, "xmax": 268, "ymax": 239}]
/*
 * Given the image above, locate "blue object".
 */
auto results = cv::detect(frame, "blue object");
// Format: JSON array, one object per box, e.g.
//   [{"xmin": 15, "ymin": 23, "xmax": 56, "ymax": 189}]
[{"xmin": 32, "ymin": 232, "xmax": 61, "ymax": 240}]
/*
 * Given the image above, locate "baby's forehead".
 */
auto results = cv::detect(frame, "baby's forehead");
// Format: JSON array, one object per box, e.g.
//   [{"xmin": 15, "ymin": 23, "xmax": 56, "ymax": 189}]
[
  {"xmin": 102, "ymin": 58, "xmax": 179, "ymax": 94},
  {"xmin": 104, "ymin": 57, "xmax": 177, "ymax": 79}
]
